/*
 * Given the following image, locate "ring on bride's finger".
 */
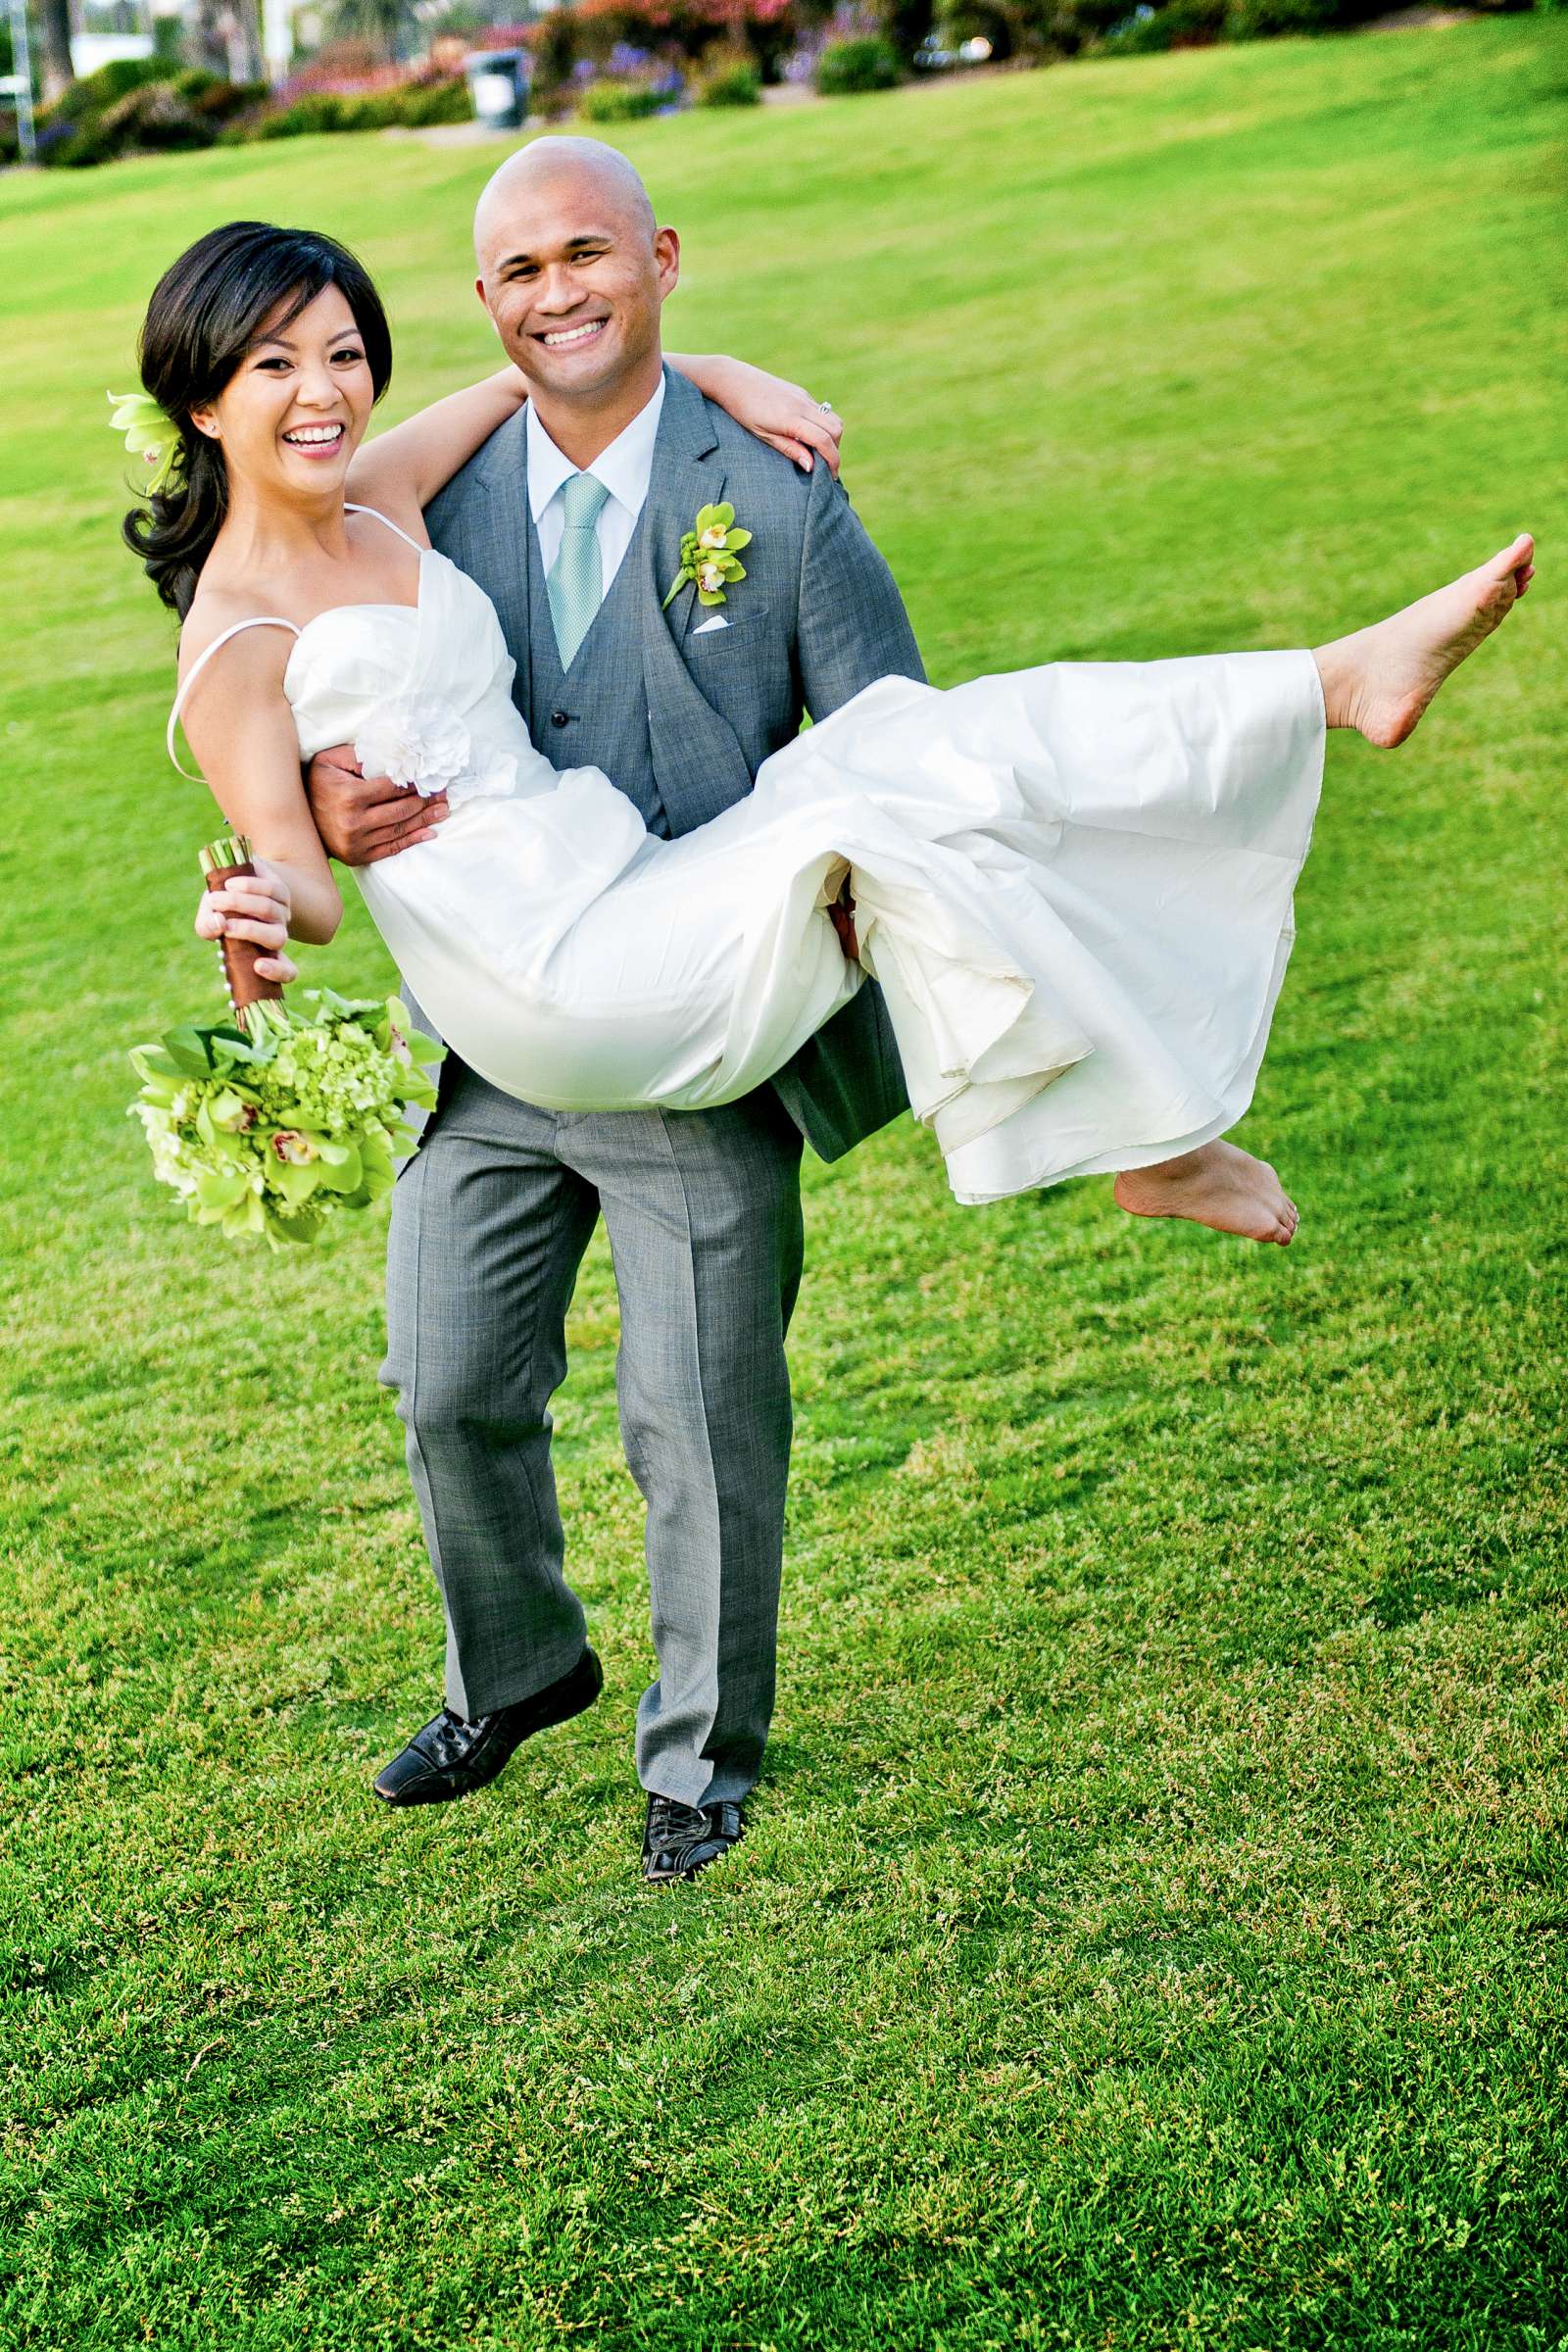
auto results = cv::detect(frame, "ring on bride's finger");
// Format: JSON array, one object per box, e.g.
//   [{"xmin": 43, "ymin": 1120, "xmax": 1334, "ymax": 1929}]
[{"xmin": 817, "ymin": 400, "xmax": 834, "ymax": 413}]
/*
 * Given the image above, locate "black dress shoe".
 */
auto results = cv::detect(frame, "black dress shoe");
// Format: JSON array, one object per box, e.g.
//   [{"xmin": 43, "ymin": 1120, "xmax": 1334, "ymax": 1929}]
[
  {"xmin": 642, "ymin": 1792, "xmax": 746, "ymax": 1886},
  {"xmin": 373, "ymin": 1646, "xmax": 603, "ymax": 1807}
]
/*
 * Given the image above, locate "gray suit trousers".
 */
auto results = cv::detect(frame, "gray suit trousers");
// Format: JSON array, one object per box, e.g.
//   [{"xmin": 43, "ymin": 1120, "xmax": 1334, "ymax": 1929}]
[{"xmin": 381, "ymin": 1060, "xmax": 805, "ymax": 1808}]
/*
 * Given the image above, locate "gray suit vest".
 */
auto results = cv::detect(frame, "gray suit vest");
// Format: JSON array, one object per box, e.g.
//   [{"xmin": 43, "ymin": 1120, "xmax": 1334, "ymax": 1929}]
[{"xmin": 523, "ymin": 510, "xmax": 670, "ymax": 838}]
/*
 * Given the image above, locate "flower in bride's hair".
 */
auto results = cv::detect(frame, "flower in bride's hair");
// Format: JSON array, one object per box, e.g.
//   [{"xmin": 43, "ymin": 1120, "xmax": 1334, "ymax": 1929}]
[
  {"xmin": 354, "ymin": 699, "xmax": 474, "ymax": 798},
  {"xmin": 107, "ymin": 389, "xmax": 186, "ymax": 497}
]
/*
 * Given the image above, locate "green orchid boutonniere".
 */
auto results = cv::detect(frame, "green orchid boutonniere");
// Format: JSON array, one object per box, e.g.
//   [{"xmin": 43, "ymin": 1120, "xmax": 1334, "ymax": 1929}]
[
  {"xmin": 662, "ymin": 503, "xmax": 754, "ymax": 613},
  {"xmin": 108, "ymin": 388, "xmax": 186, "ymax": 497}
]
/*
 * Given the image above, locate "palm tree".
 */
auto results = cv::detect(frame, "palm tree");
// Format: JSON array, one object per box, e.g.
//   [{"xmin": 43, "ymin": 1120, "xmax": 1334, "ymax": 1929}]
[
  {"xmin": 189, "ymin": 0, "xmax": 264, "ymax": 79},
  {"xmin": 37, "ymin": 0, "xmax": 74, "ymax": 100},
  {"xmin": 328, "ymin": 0, "xmax": 409, "ymax": 64}
]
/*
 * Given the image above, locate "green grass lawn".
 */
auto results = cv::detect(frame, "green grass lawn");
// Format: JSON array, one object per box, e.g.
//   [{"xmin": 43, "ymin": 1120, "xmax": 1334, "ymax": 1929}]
[{"xmin": 3, "ymin": 22, "xmax": 1567, "ymax": 2348}]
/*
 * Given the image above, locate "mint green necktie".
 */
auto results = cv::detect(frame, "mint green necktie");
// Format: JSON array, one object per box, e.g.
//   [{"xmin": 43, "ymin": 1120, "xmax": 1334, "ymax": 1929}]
[{"xmin": 546, "ymin": 471, "xmax": 611, "ymax": 669}]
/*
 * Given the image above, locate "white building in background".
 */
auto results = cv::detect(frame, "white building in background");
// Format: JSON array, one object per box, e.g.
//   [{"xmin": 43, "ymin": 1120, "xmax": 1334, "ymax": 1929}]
[{"xmin": 71, "ymin": 29, "xmax": 154, "ymax": 68}]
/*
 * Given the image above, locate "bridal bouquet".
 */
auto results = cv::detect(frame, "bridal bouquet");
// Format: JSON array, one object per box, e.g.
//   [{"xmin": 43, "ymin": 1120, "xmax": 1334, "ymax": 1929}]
[
  {"xmin": 130, "ymin": 834, "xmax": 442, "ymax": 1248},
  {"xmin": 129, "ymin": 989, "xmax": 443, "ymax": 1249}
]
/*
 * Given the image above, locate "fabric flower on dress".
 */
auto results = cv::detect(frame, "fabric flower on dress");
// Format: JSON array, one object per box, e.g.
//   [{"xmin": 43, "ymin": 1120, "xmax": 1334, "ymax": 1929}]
[{"xmin": 355, "ymin": 699, "xmax": 475, "ymax": 799}]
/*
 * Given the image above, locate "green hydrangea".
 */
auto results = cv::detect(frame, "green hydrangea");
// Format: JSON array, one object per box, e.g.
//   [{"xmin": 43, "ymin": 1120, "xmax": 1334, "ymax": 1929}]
[{"xmin": 128, "ymin": 989, "xmax": 443, "ymax": 1249}]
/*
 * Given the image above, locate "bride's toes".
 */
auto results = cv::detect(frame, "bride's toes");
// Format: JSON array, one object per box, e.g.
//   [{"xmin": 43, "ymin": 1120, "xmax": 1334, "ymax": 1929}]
[
  {"xmin": 1496, "ymin": 531, "xmax": 1535, "ymax": 591},
  {"xmin": 1316, "ymin": 531, "xmax": 1536, "ymax": 748},
  {"xmin": 1115, "ymin": 1140, "xmax": 1298, "ymax": 1247}
]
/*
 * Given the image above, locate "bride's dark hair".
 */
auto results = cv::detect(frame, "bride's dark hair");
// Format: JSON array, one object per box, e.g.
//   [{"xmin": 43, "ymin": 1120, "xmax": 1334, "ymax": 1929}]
[{"xmin": 122, "ymin": 220, "xmax": 393, "ymax": 618}]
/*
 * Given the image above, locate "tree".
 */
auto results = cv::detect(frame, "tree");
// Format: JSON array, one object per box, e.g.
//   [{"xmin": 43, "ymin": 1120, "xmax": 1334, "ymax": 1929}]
[
  {"xmin": 37, "ymin": 0, "xmax": 74, "ymax": 100},
  {"xmin": 327, "ymin": 0, "xmax": 411, "ymax": 62},
  {"xmin": 189, "ymin": 0, "xmax": 264, "ymax": 79}
]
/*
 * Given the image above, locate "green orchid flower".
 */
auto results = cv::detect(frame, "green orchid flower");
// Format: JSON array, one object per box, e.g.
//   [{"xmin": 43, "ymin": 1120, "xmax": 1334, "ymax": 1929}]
[
  {"xmin": 662, "ymin": 502, "xmax": 755, "ymax": 612},
  {"xmin": 108, "ymin": 388, "xmax": 186, "ymax": 497}
]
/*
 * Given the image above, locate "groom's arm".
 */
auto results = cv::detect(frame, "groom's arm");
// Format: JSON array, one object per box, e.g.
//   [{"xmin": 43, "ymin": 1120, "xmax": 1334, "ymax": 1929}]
[{"xmin": 796, "ymin": 459, "xmax": 924, "ymax": 720}]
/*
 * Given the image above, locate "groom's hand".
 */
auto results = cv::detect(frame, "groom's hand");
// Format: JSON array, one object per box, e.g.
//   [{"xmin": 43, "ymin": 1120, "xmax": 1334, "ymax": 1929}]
[
  {"xmin": 305, "ymin": 746, "xmax": 450, "ymax": 866},
  {"xmin": 829, "ymin": 879, "xmax": 859, "ymax": 962}
]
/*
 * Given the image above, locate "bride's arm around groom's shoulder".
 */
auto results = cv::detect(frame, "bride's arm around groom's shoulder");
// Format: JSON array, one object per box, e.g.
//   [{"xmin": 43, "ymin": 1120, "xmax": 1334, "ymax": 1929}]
[
  {"xmin": 345, "ymin": 367, "xmax": 532, "ymax": 526},
  {"xmin": 345, "ymin": 353, "xmax": 847, "ymax": 531}
]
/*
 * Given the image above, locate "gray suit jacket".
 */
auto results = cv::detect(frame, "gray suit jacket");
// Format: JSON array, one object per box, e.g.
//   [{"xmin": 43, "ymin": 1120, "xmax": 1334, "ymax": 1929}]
[{"xmin": 422, "ymin": 366, "xmax": 926, "ymax": 1162}]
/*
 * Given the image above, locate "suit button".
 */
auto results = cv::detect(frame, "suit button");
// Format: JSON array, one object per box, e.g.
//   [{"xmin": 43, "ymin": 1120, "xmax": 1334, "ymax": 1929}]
[{"xmin": 551, "ymin": 709, "xmax": 569, "ymax": 728}]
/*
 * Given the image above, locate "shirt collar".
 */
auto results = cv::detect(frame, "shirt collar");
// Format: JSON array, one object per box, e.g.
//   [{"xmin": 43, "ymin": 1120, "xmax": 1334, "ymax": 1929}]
[{"xmin": 525, "ymin": 375, "xmax": 666, "ymax": 524}]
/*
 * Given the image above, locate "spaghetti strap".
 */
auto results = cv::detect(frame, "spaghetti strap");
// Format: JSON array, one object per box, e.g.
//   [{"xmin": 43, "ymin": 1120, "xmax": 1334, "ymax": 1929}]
[
  {"xmin": 167, "ymin": 615, "xmax": 301, "ymax": 780},
  {"xmin": 345, "ymin": 501, "xmax": 428, "ymax": 556}
]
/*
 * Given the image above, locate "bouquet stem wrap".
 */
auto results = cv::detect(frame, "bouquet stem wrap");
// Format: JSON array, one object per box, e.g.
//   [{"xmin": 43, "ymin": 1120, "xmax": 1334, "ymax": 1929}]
[{"xmin": 199, "ymin": 834, "xmax": 284, "ymax": 1029}]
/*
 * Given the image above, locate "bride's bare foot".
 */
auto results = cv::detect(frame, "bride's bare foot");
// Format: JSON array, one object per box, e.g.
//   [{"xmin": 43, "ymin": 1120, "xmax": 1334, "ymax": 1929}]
[
  {"xmin": 1313, "ymin": 533, "xmax": 1535, "ymax": 749},
  {"xmin": 1114, "ymin": 1140, "xmax": 1298, "ymax": 1246}
]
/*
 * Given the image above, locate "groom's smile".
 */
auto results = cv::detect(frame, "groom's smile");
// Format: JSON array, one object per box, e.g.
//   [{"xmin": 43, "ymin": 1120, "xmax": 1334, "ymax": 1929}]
[{"xmin": 539, "ymin": 318, "xmax": 608, "ymax": 351}]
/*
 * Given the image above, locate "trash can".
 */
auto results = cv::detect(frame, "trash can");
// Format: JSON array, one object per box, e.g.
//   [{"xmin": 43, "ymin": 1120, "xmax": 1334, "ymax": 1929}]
[{"xmin": 464, "ymin": 48, "xmax": 529, "ymax": 131}]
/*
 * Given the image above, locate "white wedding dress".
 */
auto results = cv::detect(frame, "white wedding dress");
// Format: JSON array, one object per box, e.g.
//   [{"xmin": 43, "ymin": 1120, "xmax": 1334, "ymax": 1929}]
[{"xmin": 169, "ymin": 506, "xmax": 1326, "ymax": 1203}]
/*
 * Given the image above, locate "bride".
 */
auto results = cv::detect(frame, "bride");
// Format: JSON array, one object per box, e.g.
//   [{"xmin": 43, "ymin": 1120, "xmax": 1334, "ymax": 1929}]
[{"xmin": 133, "ymin": 220, "xmax": 1534, "ymax": 1241}]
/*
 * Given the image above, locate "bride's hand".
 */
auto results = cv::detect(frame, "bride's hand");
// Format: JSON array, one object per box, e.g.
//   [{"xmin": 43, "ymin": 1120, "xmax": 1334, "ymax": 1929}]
[
  {"xmin": 194, "ymin": 857, "xmax": 298, "ymax": 986},
  {"xmin": 691, "ymin": 357, "xmax": 844, "ymax": 476}
]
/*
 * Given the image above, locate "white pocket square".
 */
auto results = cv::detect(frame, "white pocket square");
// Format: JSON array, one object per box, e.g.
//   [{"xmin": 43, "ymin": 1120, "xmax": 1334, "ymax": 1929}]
[{"xmin": 692, "ymin": 614, "xmax": 729, "ymax": 635}]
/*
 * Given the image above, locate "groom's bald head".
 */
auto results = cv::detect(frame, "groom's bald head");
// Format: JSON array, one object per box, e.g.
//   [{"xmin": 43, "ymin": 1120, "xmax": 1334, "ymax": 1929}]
[
  {"xmin": 474, "ymin": 137, "xmax": 658, "ymax": 257},
  {"xmin": 472, "ymin": 136, "xmax": 678, "ymax": 431}
]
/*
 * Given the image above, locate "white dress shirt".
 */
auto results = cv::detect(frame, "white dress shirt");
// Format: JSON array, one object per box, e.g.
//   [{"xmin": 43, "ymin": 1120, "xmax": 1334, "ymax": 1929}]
[{"xmin": 526, "ymin": 376, "xmax": 666, "ymax": 598}]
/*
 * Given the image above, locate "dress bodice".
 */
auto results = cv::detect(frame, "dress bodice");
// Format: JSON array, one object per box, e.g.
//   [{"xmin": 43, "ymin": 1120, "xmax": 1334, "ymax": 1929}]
[
  {"xmin": 168, "ymin": 506, "xmax": 555, "ymax": 808},
  {"xmin": 285, "ymin": 538, "xmax": 556, "ymax": 805}
]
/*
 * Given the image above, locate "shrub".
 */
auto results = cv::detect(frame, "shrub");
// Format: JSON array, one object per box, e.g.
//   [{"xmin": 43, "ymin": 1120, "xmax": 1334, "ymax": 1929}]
[
  {"xmin": 25, "ymin": 44, "xmax": 514, "ymax": 166},
  {"xmin": 524, "ymin": 1, "xmax": 804, "ymax": 109},
  {"xmin": 399, "ymin": 73, "xmax": 473, "ymax": 122},
  {"xmin": 877, "ymin": 0, "xmax": 937, "ymax": 59},
  {"xmin": 816, "ymin": 31, "xmax": 902, "ymax": 86},
  {"xmin": 697, "ymin": 49, "xmax": 762, "ymax": 99},
  {"xmin": 1099, "ymin": 0, "xmax": 1385, "ymax": 44},
  {"xmin": 32, "ymin": 61, "xmax": 267, "ymax": 164},
  {"xmin": 1222, "ymin": 0, "xmax": 1365, "ymax": 32},
  {"xmin": 245, "ymin": 73, "xmax": 471, "ymax": 138},
  {"xmin": 1102, "ymin": 0, "xmax": 1221, "ymax": 45},
  {"xmin": 99, "ymin": 79, "xmax": 215, "ymax": 153},
  {"xmin": 172, "ymin": 68, "xmax": 267, "ymax": 122},
  {"xmin": 527, "ymin": 7, "xmax": 582, "ymax": 102},
  {"xmin": 575, "ymin": 74, "xmax": 670, "ymax": 117},
  {"xmin": 252, "ymin": 90, "xmax": 351, "ymax": 135},
  {"xmin": 35, "ymin": 64, "xmax": 259, "ymax": 165},
  {"xmin": 45, "ymin": 55, "xmax": 169, "ymax": 121}
]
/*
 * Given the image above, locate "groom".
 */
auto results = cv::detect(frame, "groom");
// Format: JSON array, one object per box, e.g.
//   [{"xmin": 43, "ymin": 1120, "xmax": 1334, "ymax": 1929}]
[{"xmin": 305, "ymin": 138, "xmax": 923, "ymax": 1884}]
